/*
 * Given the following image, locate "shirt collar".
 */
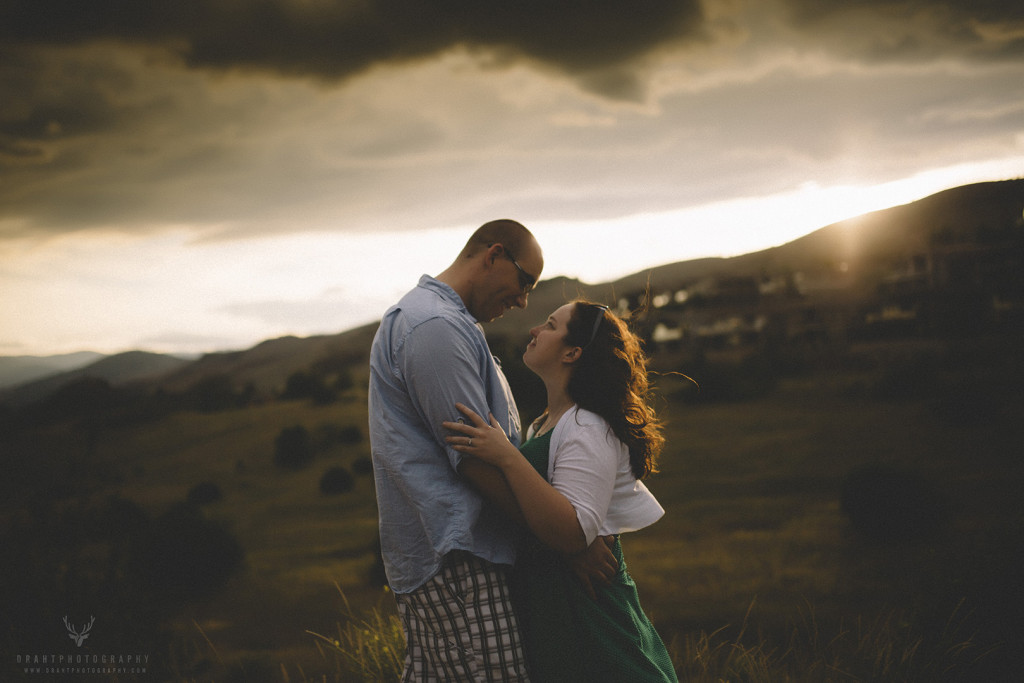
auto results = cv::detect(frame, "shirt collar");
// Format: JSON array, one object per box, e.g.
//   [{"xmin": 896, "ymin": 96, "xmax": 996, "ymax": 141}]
[{"xmin": 417, "ymin": 274, "xmax": 474, "ymax": 320}]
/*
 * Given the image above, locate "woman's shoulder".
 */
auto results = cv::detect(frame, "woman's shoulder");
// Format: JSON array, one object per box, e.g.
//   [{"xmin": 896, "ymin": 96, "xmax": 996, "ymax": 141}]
[
  {"xmin": 554, "ymin": 406, "xmax": 605, "ymax": 430},
  {"xmin": 552, "ymin": 406, "xmax": 618, "ymax": 447}
]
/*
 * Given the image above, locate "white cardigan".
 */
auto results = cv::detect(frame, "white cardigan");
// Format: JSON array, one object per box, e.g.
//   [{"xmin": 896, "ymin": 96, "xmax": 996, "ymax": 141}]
[{"xmin": 527, "ymin": 406, "xmax": 665, "ymax": 546}]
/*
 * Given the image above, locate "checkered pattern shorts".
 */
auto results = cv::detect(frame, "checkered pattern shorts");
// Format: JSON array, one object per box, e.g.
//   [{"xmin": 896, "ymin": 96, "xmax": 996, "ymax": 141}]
[{"xmin": 395, "ymin": 551, "xmax": 531, "ymax": 682}]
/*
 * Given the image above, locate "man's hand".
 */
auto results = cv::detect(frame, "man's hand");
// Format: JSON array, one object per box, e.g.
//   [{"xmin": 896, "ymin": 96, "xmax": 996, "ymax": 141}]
[{"xmin": 565, "ymin": 535, "xmax": 618, "ymax": 600}]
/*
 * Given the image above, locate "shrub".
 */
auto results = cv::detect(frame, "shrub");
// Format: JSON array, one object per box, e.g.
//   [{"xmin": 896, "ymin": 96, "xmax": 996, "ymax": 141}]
[
  {"xmin": 186, "ymin": 374, "xmax": 241, "ymax": 413},
  {"xmin": 274, "ymin": 425, "xmax": 314, "ymax": 470},
  {"xmin": 282, "ymin": 371, "xmax": 336, "ymax": 405},
  {"xmin": 338, "ymin": 425, "xmax": 363, "ymax": 444},
  {"xmin": 320, "ymin": 466, "xmax": 355, "ymax": 495},
  {"xmin": 352, "ymin": 456, "xmax": 374, "ymax": 477},
  {"xmin": 332, "ymin": 369, "xmax": 355, "ymax": 392},
  {"xmin": 128, "ymin": 503, "xmax": 244, "ymax": 603}
]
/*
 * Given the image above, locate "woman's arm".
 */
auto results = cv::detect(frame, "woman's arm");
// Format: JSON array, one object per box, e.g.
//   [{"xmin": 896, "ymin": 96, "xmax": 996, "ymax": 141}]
[
  {"xmin": 444, "ymin": 403, "xmax": 587, "ymax": 554},
  {"xmin": 457, "ymin": 456, "xmax": 526, "ymax": 527}
]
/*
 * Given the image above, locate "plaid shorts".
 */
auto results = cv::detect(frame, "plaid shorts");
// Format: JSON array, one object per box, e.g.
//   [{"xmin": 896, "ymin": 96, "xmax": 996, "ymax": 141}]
[{"xmin": 395, "ymin": 551, "xmax": 531, "ymax": 682}]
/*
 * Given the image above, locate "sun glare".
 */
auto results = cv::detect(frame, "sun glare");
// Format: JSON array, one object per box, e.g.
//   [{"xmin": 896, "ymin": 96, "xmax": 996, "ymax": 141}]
[
  {"xmin": 4, "ymin": 157, "xmax": 1020, "ymax": 356},
  {"xmin": 534, "ymin": 158, "xmax": 1024, "ymax": 283}
]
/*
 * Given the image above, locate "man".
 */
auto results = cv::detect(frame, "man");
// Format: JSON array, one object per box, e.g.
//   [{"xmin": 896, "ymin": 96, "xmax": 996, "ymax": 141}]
[{"xmin": 368, "ymin": 219, "xmax": 542, "ymax": 680}]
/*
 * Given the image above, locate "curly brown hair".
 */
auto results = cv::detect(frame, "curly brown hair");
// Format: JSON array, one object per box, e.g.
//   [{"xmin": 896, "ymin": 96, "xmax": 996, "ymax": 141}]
[{"xmin": 563, "ymin": 300, "xmax": 664, "ymax": 480}]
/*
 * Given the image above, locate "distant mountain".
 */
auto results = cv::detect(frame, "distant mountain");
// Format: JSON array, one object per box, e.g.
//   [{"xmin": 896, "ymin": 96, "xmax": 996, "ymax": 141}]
[
  {"xmin": 147, "ymin": 323, "xmax": 380, "ymax": 397},
  {"xmin": 0, "ymin": 351, "xmax": 105, "ymax": 390},
  {"xmin": 0, "ymin": 351, "xmax": 191, "ymax": 407}
]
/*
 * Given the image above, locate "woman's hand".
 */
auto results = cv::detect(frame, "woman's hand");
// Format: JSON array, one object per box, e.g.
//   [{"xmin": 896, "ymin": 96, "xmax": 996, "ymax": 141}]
[
  {"xmin": 443, "ymin": 403, "xmax": 520, "ymax": 469},
  {"xmin": 446, "ymin": 403, "xmax": 588, "ymax": 555}
]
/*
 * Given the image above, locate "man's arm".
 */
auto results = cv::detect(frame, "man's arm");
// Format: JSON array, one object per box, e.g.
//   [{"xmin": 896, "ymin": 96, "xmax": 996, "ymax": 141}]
[
  {"xmin": 401, "ymin": 318, "xmax": 527, "ymax": 527},
  {"xmin": 460, "ymin": 456, "xmax": 617, "ymax": 597},
  {"xmin": 457, "ymin": 457, "xmax": 526, "ymax": 527}
]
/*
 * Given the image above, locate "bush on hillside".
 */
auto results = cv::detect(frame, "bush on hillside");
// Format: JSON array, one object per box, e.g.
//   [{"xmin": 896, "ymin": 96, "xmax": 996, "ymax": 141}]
[
  {"xmin": 128, "ymin": 503, "xmax": 244, "ymax": 603},
  {"xmin": 274, "ymin": 425, "xmax": 314, "ymax": 470},
  {"xmin": 320, "ymin": 466, "xmax": 355, "ymax": 495},
  {"xmin": 281, "ymin": 371, "xmax": 336, "ymax": 405},
  {"xmin": 352, "ymin": 456, "xmax": 373, "ymax": 477},
  {"xmin": 338, "ymin": 425, "xmax": 363, "ymax": 444},
  {"xmin": 187, "ymin": 374, "xmax": 246, "ymax": 413}
]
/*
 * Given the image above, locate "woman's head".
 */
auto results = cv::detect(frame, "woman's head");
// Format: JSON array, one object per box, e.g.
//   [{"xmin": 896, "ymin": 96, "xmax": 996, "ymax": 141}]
[{"xmin": 562, "ymin": 300, "xmax": 665, "ymax": 480}]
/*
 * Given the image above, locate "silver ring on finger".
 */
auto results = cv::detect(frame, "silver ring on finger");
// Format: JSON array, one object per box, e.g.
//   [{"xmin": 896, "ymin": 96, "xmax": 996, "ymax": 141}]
[{"xmin": 467, "ymin": 437, "xmax": 473, "ymax": 447}]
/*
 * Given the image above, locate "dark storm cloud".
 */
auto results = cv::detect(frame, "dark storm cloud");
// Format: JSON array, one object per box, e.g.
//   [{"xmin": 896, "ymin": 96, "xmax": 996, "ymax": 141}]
[
  {"xmin": 0, "ymin": 0, "xmax": 709, "ymax": 235},
  {"xmin": 787, "ymin": 0, "xmax": 1024, "ymax": 24},
  {"xmin": 2, "ymin": 0, "xmax": 1022, "ymax": 240},
  {"xmin": 783, "ymin": 0, "xmax": 1024, "ymax": 60},
  {"xmin": 0, "ymin": 0, "xmax": 706, "ymax": 96}
]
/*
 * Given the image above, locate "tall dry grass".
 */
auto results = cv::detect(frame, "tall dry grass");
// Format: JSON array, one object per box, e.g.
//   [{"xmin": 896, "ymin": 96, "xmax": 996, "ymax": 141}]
[
  {"xmin": 304, "ymin": 585, "xmax": 403, "ymax": 682},
  {"xmin": 300, "ymin": 593, "xmax": 991, "ymax": 682}
]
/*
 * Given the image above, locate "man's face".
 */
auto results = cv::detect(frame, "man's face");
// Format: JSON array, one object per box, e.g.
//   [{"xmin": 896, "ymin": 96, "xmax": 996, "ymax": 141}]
[{"xmin": 472, "ymin": 244, "xmax": 542, "ymax": 323}]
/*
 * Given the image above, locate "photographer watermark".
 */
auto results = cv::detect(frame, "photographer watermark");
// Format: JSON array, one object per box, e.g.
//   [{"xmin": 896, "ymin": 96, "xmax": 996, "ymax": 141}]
[
  {"xmin": 15, "ymin": 616, "xmax": 150, "ymax": 676},
  {"xmin": 65, "ymin": 615, "xmax": 95, "ymax": 647}
]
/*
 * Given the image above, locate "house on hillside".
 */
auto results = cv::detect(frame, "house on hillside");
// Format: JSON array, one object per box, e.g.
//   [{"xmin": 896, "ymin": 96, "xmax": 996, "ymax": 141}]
[
  {"xmin": 638, "ymin": 272, "xmax": 844, "ymax": 352},
  {"xmin": 862, "ymin": 235, "xmax": 1024, "ymax": 335}
]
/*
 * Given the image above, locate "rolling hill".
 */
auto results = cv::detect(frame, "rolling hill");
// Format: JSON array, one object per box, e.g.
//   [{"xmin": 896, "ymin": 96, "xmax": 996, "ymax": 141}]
[
  {"xmin": 3, "ymin": 178, "xmax": 1021, "ymax": 407},
  {"xmin": 0, "ymin": 351, "xmax": 105, "ymax": 389},
  {"xmin": 0, "ymin": 350, "xmax": 191, "ymax": 407},
  {"xmin": 489, "ymin": 178, "xmax": 1024, "ymax": 337}
]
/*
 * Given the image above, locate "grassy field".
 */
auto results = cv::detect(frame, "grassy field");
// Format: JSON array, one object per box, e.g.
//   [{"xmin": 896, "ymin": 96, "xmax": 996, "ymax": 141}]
[{"xmin": 3, "ymin": 336, "xmax": 1022, "ymax": 681}]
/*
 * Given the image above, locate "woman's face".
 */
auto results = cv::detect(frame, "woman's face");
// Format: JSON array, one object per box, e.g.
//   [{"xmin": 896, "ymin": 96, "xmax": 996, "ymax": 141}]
[{"xmin": 522, "ymin": 303, "xmax": 576, "ymax": 375}]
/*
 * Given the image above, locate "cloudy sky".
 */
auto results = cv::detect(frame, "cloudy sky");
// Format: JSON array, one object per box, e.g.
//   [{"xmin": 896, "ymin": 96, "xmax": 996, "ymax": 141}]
[{"xmin": 2, "ymin": 0, "xmax": 1022, "ymax": 356}]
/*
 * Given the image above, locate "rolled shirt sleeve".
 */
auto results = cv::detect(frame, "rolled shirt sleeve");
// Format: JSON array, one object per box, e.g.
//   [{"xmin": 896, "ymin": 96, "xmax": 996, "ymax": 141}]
[{"xmin": 401, "ymin": 316, "xmax": 504, "ymax": 470}]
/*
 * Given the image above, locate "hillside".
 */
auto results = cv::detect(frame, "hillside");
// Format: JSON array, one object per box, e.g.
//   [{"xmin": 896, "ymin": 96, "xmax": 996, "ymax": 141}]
[
  {"xmin": 0, "ymin": 351, "xmax": 104, "ymax": 389},
  {"xmin": 3, "ymin": 178, "xmax": 1021, "ymax": 408},
  {"xmin": 0, "ymin": 350, "xmax": 190, "ymax": 407},
  {"xmin": 609, "ymin": 178, "xmax": 1024, "ymax": 295},
  {"xmin": 490, "ymin": 178, "xmax": 1024, "ymax": 338},
  {"xmin": 147, "ymin": 323, "xmax": 379, "ymax": 397}
]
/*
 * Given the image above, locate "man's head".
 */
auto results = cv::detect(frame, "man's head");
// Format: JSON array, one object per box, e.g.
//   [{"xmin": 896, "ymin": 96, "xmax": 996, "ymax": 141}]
[{"xmin": 445, "ymin": 219, "xmax": 543, "ymax": 323}]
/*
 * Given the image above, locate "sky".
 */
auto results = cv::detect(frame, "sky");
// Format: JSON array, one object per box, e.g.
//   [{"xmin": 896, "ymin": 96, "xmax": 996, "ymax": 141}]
[{"xmin": 1, "ymin": 0, "xmax": 1023, "ymax": 357}]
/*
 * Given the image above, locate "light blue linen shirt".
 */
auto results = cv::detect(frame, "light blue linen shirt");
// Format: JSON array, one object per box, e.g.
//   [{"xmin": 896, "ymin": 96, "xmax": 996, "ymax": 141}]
[{"xmin": 368, "ymin": 275, "xmax": 522, "ymax": 593}]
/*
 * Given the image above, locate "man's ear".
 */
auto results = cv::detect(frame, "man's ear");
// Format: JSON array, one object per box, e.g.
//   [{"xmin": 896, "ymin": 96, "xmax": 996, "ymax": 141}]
[{"xmin": 485, "ymin": 243, "xmax": 505, "ymax": 267}]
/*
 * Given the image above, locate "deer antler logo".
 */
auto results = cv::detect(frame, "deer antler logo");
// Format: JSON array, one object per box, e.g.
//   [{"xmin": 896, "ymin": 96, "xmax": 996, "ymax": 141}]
[{"xmin": 63, "ymin": 616, "xmax": 95, "ymax": 647}]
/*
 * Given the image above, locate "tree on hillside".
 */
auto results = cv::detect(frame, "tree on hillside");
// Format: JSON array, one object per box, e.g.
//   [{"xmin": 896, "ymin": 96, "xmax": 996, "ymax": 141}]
[
  {"xmin": 187, "ymin": 374, "xmax": 247, "ymax": 413},
  {"xmin": 319, "ymin": 466, "xmax": 355, "ymax": 495},
  {"xmin": 274, "ymin": 425, "xmax": 314, "ymax": 470},
  {"xmin": 281, "ymin": 370, "xmax": 336, "ymax": 405}
]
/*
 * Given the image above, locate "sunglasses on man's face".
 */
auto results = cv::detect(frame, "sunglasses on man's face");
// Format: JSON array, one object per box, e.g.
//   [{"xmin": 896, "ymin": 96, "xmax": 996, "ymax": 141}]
[{"xmin": 501, "ymin": 248, "xmax": 537, "ymax": 294}]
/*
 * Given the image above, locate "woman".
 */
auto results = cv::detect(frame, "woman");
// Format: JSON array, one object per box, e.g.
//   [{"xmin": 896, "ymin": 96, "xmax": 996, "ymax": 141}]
[{"xmin": 443, "ymin": 300, "xmax": 678, "ymax": 682}]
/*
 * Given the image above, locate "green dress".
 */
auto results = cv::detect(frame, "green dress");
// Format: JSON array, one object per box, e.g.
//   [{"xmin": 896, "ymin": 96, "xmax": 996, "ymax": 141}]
[{"xmin": 513, "ymin": 430, "xmax": 678, "ymax": 682}]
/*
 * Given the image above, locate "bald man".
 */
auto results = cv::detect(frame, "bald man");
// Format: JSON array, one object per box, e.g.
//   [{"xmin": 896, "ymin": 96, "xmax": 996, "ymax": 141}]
[{"xmin": 369, "ymin": 220, "xmax": 541, "ymax": 680}]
